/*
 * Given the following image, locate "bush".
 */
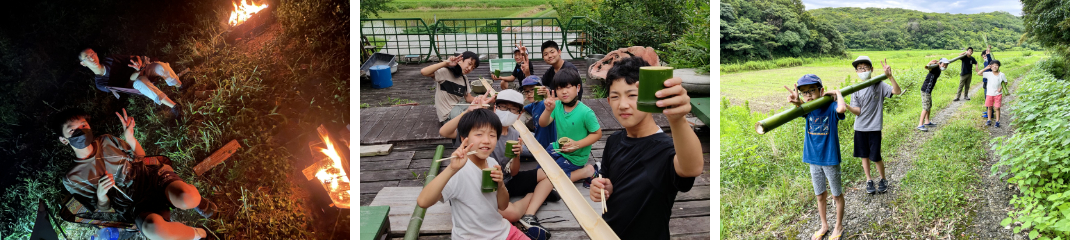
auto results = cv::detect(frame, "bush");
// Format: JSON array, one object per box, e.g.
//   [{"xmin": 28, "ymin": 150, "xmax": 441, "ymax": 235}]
[{"xmin": 994, "ymin": 57, "xmax": 1070, "ymax": 239}]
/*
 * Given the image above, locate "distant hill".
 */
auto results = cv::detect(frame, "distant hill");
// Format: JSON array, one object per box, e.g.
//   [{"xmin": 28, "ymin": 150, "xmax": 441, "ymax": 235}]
[{"xmin": 809, "ymin": 7, "xmax": 1036, "ymax": 51}]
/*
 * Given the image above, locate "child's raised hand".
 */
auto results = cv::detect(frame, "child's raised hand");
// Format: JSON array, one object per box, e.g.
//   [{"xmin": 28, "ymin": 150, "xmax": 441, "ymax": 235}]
[
  {"xmin": 448, "ymin": 138, "xmax": 472, "ymax": 171},
  {"xmin": 490, "ymin": 165, "xmax": 504, "ymax": 183},
  {"xmin": 446, "ymin": 56, "xmax": 461, "ymax": 67},
  {"xmin": 543, "ymin": 89, "xmax": 558, "ymax": 110},
  {"xmin": 590, "ymin": 177, "xmax": 612, "ymax": 202},
  {"xmin": 784, "ymin": 85, "xmax": 802, "ymax": 106},
  {"xmin": 881, "ymin": 58, "xmax": 893, "ymax": 77},
  {"xmin": 656, "ymin": 76, "xmax": 691, "ymax": 120}
]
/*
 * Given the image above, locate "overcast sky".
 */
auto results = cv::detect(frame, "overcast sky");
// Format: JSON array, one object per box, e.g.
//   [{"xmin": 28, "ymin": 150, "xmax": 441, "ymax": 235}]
[{"xmin": 803, "ymin": 0, "xmax": 1024, "ymax": 16}]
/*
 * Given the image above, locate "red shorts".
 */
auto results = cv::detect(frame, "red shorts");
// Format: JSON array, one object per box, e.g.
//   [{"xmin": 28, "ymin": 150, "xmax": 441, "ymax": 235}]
[
  {"xmin": 507, "ymin": 225, "xmax": 531, "ymax": 240},
  {"xmin": 984, "ymin": 95, "xmax": 1002, "ymax": 108}
]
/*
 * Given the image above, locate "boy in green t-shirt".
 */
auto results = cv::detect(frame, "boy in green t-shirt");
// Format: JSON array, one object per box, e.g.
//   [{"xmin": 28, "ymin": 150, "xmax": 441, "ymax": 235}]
[{"xmin": 538, "ymin": 67, "xmax": 600, "ymax": 182}]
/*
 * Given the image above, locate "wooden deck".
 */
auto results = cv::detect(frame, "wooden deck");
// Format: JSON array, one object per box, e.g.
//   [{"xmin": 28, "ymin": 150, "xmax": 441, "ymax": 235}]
[
  {"xmin": 360, "ymin": 59, "xmax": 594, "ymax": 107},
  {"xmin": 359, "ymin": 130, "xmax": 712, "ymax": 239},
  {"xmin": 359, "ymin": 98, "xmax": 672, "ymax": 145}
]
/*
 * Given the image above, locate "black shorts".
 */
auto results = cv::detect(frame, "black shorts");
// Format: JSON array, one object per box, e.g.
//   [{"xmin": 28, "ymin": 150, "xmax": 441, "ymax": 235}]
[
  {"xmin": 505, "ymin": 169, "xmax": 539, "ymax": 197},
  {"xmin": 853, "ymin": 131, "xmax": 883, "ymax": 162},
  {"xmin": 132, "ymin": 163, "xmax": 183, "ymax": 230}
]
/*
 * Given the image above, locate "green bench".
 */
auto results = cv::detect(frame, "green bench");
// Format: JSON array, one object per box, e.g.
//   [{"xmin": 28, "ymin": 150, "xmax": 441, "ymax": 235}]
[
  {"xmin": 360, "ymin": 205, "xmax": 391, "ymax": 240},
  {"xmin": 690, "ymin": 97, "xmax": 710, "ymax": 125}
]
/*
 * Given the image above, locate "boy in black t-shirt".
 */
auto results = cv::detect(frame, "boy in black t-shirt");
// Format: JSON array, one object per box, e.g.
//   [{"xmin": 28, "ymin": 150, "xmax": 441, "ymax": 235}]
[{"xmin": 589, "ymin": 57, "xmax": 703, "ymax": 240}]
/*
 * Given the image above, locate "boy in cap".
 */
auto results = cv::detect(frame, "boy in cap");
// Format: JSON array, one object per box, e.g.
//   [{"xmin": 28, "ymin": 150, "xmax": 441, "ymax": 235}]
[
  {"xmin": 785, "ymin": 74, "xmax": 847, "ymax": 240},
  {"xmin": 492, "ymin": 45, "xmax": 535, "ymax": 91},
  {"xmin": 522, "ymin": 76, "xmax": 557, "ymax": 149},
  {"xmin": 517, "ymin": 76, "xmax": 541, "ymax": 130},
  {"xmin": 917, "ymin": 58, "xmax": 950, "ymax": 132},
  {"xmin": 846, "ymin": 56, "xmax": 902, "ymax": 194}
]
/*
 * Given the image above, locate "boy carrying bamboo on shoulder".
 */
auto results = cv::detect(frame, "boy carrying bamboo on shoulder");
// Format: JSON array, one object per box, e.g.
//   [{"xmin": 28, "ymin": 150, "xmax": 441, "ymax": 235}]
[{"xmin": 786, "ymin": 74, "xmax": 847, "ymax": 240}]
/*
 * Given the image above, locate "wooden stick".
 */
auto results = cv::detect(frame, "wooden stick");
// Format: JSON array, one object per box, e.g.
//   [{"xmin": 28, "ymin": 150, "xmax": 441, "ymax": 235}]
[
  {"xmin": 434, "ymin": 151, "xmax": 478, "ymax": 162},
  {"xmin": 600, "ymin": 174, "xmax": 607, "ymax": 213},
  {"xmin": 452, "ymin": 103, "xmax": 490, "ymax": 107}
]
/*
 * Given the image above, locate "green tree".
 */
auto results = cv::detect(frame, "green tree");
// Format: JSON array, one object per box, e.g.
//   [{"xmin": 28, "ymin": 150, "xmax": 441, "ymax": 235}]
[
  {"xmin": 1022, "ymin": 0, "xmax": 1070, "ymax": 70},
  {"xmin": 360, "ymin": 0, "xmax": 397, "ymax": 18}
]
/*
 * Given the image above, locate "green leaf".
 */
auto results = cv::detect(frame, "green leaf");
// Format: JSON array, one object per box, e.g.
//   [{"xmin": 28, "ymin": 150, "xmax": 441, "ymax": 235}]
[
  {"xmin": 1030, "ymin": 229, "xmax": 1039, "ymax": 239},
  {"xmin": 1003, "ymin": 217, "xmax": 1015, "ymax": 227}
]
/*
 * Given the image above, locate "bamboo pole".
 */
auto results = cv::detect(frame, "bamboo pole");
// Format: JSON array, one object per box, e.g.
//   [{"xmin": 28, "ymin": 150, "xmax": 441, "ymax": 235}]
[
  {"xmin": 927, "ymin": 54, "xmax": 967, "ymax": 69},
  {"xmin": 403, "ymin": 145, "xmax": 445, "ymax": 240},
  {"xmin": 477, "ymin": 78, "xmax": 620, "ymax": 240},
  {"xmin": 754, "ymin": 74, "xmax": 889, "ymax": 134}
]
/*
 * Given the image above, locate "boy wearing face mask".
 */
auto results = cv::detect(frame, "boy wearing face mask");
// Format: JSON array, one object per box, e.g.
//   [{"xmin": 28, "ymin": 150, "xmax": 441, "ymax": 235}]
[
  {"xmin": 50, "ymin": 108, "xmax": 219, "ymax": 240},
  {"xmin": 917, "ymin": 58, "xmax": 950, "ymax": 132},
  {"xmin": 845, "ymin": 56, "xmax": 902, "ymax": 194},
  {"xmin": 439, "ymin": 90, "xmax": 560, "ymax": 238}
]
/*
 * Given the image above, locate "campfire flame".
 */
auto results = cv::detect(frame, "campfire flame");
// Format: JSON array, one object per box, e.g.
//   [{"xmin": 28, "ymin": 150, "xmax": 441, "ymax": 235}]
[
  {"xmin": 228, "ymin": 0, "xmax": 269, "ymax": 26},
  {"xmin": 314, "ymin": 134, "xmax": 351, "ymax": 208}
]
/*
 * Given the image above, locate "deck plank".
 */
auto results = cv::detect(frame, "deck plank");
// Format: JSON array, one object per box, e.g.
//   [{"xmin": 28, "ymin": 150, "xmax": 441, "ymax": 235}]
[{"xmin": 359, "ymin": 107, "xmax": 389, "ymax": 140}]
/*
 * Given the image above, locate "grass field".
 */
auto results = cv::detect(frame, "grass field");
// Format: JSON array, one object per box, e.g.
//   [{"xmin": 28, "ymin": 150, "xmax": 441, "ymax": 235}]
[
  {"xmin": 719, "ymin": 49, "xmax": 1045, "ymax": 238},
  {"xmin": 720, "ymin": 50, "xmax": 1040, "ymax": 113}
]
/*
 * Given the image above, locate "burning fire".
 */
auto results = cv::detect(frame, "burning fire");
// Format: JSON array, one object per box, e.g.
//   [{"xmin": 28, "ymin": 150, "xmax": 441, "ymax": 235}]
[
  {"xmin": 228, "ymin": 0, "xmax": 269, "ymax": 26},
  {"xmin": 314, "ymin": 134, "xmax": 351, "ymax": 208}
]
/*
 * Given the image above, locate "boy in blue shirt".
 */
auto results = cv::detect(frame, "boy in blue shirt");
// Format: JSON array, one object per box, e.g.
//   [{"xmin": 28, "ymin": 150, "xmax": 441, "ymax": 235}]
[
  {"xmin": 521, "ymin": 76, "xmax": 556, "ymax": 148},
  {"xmin": 785, "ymin": 74, "xmax": 847, "ymax": 240}
]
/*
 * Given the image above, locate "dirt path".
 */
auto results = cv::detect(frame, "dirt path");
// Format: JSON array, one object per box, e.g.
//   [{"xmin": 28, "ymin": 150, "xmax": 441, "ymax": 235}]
[
  {"xmin": 793, "ymin": 73, "xmax": 1028, "ymax": 239},
  {"xmin": 968, "ymin": 71, "xmax": 1028, "ymax": 239}
]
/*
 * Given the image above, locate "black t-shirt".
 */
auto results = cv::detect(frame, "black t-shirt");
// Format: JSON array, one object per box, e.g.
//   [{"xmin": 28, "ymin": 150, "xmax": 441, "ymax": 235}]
[
  {"xmin": 92, "ymin": 55, "xmax": 140, "ymax": 92},
  {"xmin": 960, "ymin": 55, "xmax": 977, "ymax": 76},
  {"xmin": 921, "ymin": 67, "xmax": 941, "ymax": 94},
  {"xmin": 601, "ymin": 131, "xmax": 695, "ymax": 240},
  {"xmin": 512, "ymin": 60, "xmax": 535, "ymax": 82},
  {"xmin": 541, "ymin": 61, "xmax": 577, "ymax": 89}
]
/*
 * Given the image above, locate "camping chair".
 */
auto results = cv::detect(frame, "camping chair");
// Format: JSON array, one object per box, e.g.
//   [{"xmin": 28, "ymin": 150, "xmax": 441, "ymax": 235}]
[{"xmin": 58, "ymin": 155, "xmax": 175, "ymax": 231}]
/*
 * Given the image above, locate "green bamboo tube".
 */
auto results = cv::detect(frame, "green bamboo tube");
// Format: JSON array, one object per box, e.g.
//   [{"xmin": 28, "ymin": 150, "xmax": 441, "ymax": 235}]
[
  {"xmin": 754, "ymin": 74, "xmax": 889, "ymax": 134},
  {"xmin": 404, "ymin": 145, "xmax": 445, "ymax": 240},
  {"xmin": 638, "ymin": 66, "xmax": 673, "ymax": 113},
  {"xmin": 927, "ymin": 54, "xmax": 967, "ymax": 69}
]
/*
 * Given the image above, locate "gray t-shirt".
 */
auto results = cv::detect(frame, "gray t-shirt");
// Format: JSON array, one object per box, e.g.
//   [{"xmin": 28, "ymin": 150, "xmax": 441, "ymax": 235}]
[
  {"xmin": 454, "ymin": 126, "xmax": 530, "ymax": 183},
  {"xmin": 850, "ymin": 82, "xmax": 894, "ymax": 131}
]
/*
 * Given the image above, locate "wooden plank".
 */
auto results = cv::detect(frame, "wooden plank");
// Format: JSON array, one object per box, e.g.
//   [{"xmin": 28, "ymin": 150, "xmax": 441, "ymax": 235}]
[
  {"xmin": 360, "ymin": 169, "xmax": 428, "ymax": 182},
  {"xmin": 366, "ymin": 106, "xmax": 414, "ymax": 144},
  {"xmin": 482, "ymin": 76, "xmax": 621, "ymax": 240},
  {"xmin": 359, "ymin": 107, "xmax": 389, "ymax": 140},
  {"xmin": 317, "ymin": 124, "xmax": 350, "ymax": 177},
  {"xmin": 193, "ymin": 140, "xmax": 241, "ymax": 176},
  {"xmin": 359, "ymin": 181, "xmax": 400, "ymax": 194},
  {"xmin": 359, "ymin": 206, "xmax": 391, "ymax": 240},
  {"xmin": 302, "ymin": 159, "xmax": 327, "ymax": 180},
  {"xmin": 580, "ymin": 99, "xmax": 609, "ymax": 131},
  {"xmin": 359, "ymin": 157, "xmax": 411, "ymax": 171},
  {"xmin": 370, "ymin": 187, "xmax": 453, "ymax": 235},
  {"xmin": 669, "ymin": 200, "xmax": 710, "ymax": 218},
  {"xmin": 361, "ymin": 144, "xmax": 394, "ymax": 157},
  {"xmin": 668, "ymin": 216, "xmax": 710, "ymax": 236},
  {"xmin": 675, "ymin": 185, "xmax": 710, "ymax": 201},
  {"xmin": 593, "ymin": 99, "xmax": 623, "ymax": 130},
  {"xmin": 362, "ymin": 151, "xmax": 415, "ymax": 162},
  {"xmin": 403, "ymin": 106, "xmax": 442, "ymax": 141},
  {"xmin": 362, "ymin": 106, "xmax": 410, "ymax": 144},
  {"xmin": 379, "ymin": 106, "xmax": 423, "ymax": 143}
]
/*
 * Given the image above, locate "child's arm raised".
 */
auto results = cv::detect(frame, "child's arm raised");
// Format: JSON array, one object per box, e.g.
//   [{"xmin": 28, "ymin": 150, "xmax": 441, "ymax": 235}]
[
  {"xmin": 827, "ymin": 90, "xmax": 847, "ymax": 114},
  {"xmin": 421, "ymin": 56, "xmax": 460, "ymax": 77},
  {"xmin": 659, "ymin": 77, "xmax": 704, "ymax": 178},
  {"xmin": 417, "ymin": 139, "xmax": 473, "ymax": 208},
  {"xmin": 439, "ymin": 93, "xmax": 492, "ymax": 138},
  {"xmin": 538, "ymin": 89, "xmax": 558, "ymax": 127}
]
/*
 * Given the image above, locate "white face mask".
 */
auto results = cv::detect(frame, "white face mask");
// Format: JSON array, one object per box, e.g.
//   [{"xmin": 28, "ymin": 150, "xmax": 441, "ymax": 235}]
[
  {"xmin": 940, "ymin": 66, "xmax": 947, "ymax": 71},
  {"xmin": 495, "ymin": 109, "xmax": 518, "ymax": 126},
  {"xmin": 857, "ymin": 71, "xmax": 872, "ymax": 81}
]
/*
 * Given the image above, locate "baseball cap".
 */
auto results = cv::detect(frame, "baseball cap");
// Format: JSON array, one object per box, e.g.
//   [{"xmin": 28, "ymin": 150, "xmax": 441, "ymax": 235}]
[
  {"xmin": 852, "ymin": 56, "xmax": 872, "ymax": 69},
  {"xmin": 521, "ymin": 76, "xmax": 541, "ymax": 87},
  {"xmin": 796, "ymin": 74, "xmax": 823, "ymax": 89},
  {"xmin": 513, "ymin": 47, "xmax": 522, "ymax": 53},
  {"xmin": 496, "ymin": 89, "xmax": 524, "ymax": 106},
  {"xmin": 939, "ymin": 58, "xmax": 950, "ymax": 64}
]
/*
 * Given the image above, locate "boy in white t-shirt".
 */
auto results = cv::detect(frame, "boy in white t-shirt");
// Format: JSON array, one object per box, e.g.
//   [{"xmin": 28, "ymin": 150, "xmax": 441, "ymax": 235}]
[
  {"xmin": 417, "ymin": 108, "xmax": 531, "ymax": 240},
  {"xmin": 976, "ymin": 60, "xmax": 1009, "ymax": 127}
]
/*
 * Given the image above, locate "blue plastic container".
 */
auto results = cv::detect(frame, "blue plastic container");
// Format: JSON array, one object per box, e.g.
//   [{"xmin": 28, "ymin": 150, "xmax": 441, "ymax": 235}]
[
  {"xmin": 91, "ymin": 227, "xmax": 120, "ymax": 240},
  {"xmin": 370, "ymin": 65, "xmax": 393, "ymax": 89}
]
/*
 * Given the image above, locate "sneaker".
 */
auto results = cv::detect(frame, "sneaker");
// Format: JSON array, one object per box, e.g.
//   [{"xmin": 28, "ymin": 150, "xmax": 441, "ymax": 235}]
[
  {"xmin": 916, "ymin": 125, "xmax": 928, "ymax": 132},
  {"xmin": 524, "ymin": 225, "xmax": 551, "ymax": 240},
  {"xmin": 519, "ymin": 214, "xmax": 546, "ymax": 230},
  {"xmin": 877, "ymin": 178, "xmax": 888, "ymax": 193},
  {"xmin": 953, "ymin": 98, "xmax": 960, "ymax": 101},
  {"xmin": 986, "ymin": 120, "xmax": 991, "ymax": 126},
  {"xmin": 866, "ymin": 180, "xmax": 876, "ymax": 194},
  {"xmin": 965, "ymin": 97, "xmax": 971, "ymax": 101},
  {"xmin": 582, "ymin": 164, "xmax": 601, "ymax": 189},
  {"xmin": 996, "ymin": 122, "xmax": 1001, "ymax": 128},
  {"xmin": 170, "ymin": 104, "xmax": 184, "ymax": 120},
  {"xmin": 925, "ymin": 122, "xmax": 937, "ymax": 127},
  {"xmin": 546, "ymin": 190, "xmax": 561, "ymax": 202},
  {"xmin": 982, "ymin": 112, "xmax": 988, "ymax": 118},
  {"xmin": 194, "ymin": 198, "xmax": 217, "ymax": 219}
]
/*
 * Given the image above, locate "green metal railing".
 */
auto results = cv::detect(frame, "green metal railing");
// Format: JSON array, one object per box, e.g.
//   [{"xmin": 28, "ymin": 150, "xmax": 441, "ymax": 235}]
[{"xmin": 360, "ymin": 16, "xmax": 603, "ymax": 63}]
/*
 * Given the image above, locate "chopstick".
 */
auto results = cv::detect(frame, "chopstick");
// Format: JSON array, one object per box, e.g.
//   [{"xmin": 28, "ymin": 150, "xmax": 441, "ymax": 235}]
[
  {"xmin": 452, "ymin": 103, "xmax": 490, "ymax": 107},
  {"xmin": 599, "ymin": 174, "xmax": 607, "ymax": 213},
  {"xmin": 435, "ymin": 151, "xmax": 478, "ymax": 162}
]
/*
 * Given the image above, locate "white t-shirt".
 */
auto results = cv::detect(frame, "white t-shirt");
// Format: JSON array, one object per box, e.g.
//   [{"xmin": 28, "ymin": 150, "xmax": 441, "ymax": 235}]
[
  {"xmin": 983, "ymin": 72, "xmax": 1007, "ymax": 96},
  {"xmin": 439, "ymin": 157, "xmax": 510, "ymax": 240}
]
